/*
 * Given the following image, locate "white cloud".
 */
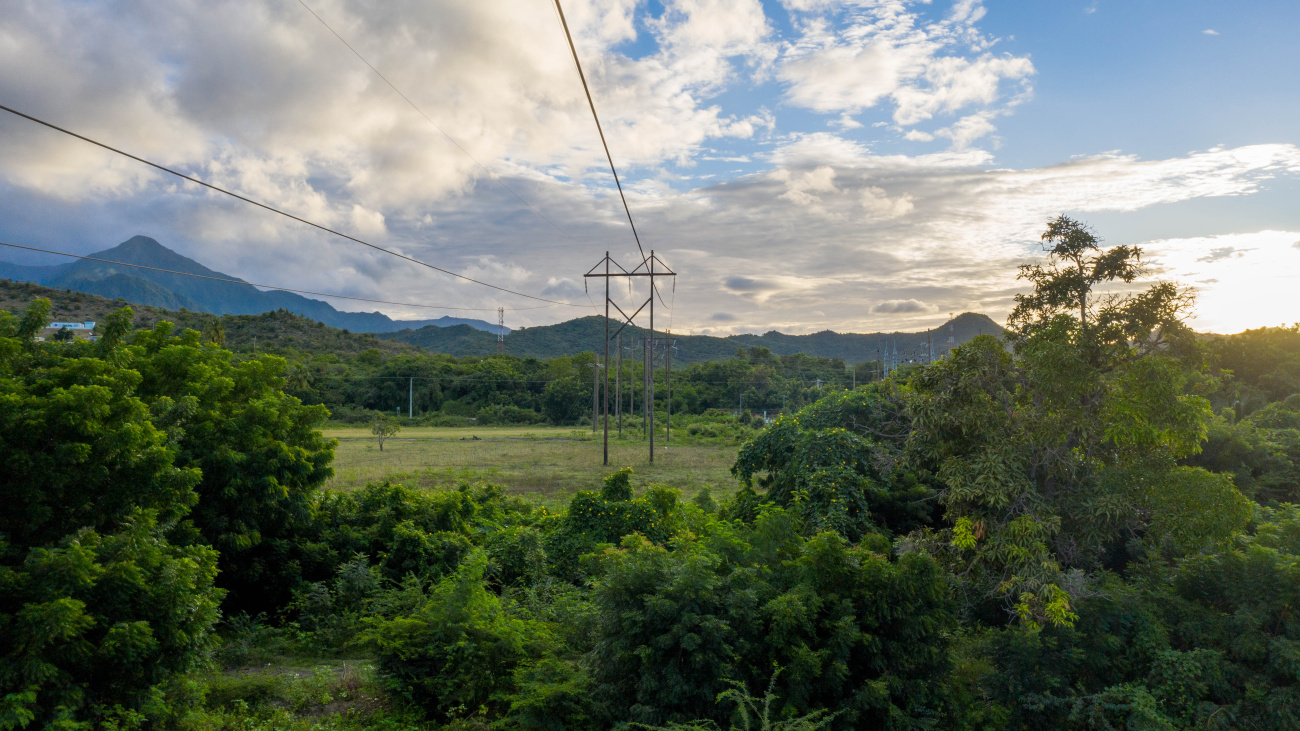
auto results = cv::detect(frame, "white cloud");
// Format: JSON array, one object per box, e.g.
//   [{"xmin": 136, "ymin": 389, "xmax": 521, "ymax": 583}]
[
  {"xmin": 872, "ymin": 299, "xmax": 936, "ymax": 314},
  {"xmin": 1144, "ymin": 231, "xmax": 1300, "ymax": 333},
  {"xmin": 775, "ymin": 165, "xmax": 838, "ymax": 204},
  {"xmin": 860, "ymin": 187, "xmax": 914, "ymax": 217},
  {"xmin": 777, "ymin": 0, "xmax": 1033, "ymax": 147},
  {"xmin": 1202, "ymin": 29, "xmax": 1220, "ymax": 36}
]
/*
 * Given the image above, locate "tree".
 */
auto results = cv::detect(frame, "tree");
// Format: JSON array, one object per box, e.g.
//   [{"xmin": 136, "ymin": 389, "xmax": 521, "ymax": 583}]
[
  {"xmin": 733, "ymin": 385, "xmax": 936, "ymax": 541},
  {"xmin": 122, "ymin": 322, "xmax": 335, "ymax": 614},
  {"xmin": 52, "ymin": 325, "xmax": 74, "ymax": 341},
  {"xmin": 372, "ymin": 412, "xmax": 401, "ymax": 451},
  {"xmin": 1008, "ymin": 215, "xmax": 1197, "ymax": 368},
  {"xmin": 0, "ymin": 300, "xmax": 223, "ymax": 727},
  {"xmin": 906, "ymin": 217, "xmax": 1235, "ymax": 627},
  {"xmin": 204, "ymin": 318, "xmax": 225, "ymax": 346}
]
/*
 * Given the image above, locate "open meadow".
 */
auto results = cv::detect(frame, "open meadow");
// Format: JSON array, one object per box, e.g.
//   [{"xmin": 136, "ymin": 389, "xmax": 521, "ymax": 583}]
[{"xmin": 323, "ymin": 424, "xmax": 742, "ymax": 503}]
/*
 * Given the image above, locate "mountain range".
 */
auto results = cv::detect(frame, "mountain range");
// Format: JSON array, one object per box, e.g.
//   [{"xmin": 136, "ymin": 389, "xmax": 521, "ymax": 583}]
[
  {"xmin": 0, "ymin": 236, "xmax": 1005, "ymax": 363},
  {"xmin": 0, "ymin": 236, "xmax": 502, "ymax": 333},
  {"xmin": 376, "ymin": 312, "xmax": 1002, "ymax": 364}
]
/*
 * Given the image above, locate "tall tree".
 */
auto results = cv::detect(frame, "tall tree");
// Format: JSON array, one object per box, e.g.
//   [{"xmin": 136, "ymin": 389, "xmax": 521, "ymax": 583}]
[{"xmin": 907, "ymin": 217, "xmax": 1244, "ymax": 627}]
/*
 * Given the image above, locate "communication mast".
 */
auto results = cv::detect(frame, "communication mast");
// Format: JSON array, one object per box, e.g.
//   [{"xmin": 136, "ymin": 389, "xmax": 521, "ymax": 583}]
[
  {"xmin": 497, "ymin": 307, "xmax": 505, "ymax": 355},
  {"xmin": 947, "ymin": 312, "xmax": 956, "ymax": 355}
]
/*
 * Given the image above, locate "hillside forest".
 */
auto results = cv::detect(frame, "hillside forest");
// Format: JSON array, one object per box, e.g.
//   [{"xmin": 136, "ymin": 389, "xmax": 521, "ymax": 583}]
[{"xmin": 3, "ymin": 217, "xmax": 1300, "ymax": 730}]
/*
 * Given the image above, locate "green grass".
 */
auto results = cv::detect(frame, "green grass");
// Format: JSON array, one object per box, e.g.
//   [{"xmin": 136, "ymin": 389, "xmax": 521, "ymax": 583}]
[{"xmin": 324, "ymin": 425, "xmax": 743, "ymax": 502}]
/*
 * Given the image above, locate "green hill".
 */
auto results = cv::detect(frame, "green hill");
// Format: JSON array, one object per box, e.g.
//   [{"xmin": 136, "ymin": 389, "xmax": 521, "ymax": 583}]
[
  {"xmin": 0, "ymin": 235, "xmax": 501, "ymax": 334},
  {"xmin": 3, "ymin": 277, "xmax": 1005, "ymax": 364},
  {"xmin": 0, "ymin": 280, "xmax": 423, "ymax": 357},
  {"xmin": 376, "ymin": 312, "xmax": 1006, "ymax": 364}
]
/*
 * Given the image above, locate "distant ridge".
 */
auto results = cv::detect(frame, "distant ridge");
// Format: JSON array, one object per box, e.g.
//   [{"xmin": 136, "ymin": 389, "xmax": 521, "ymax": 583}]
[
  {"xmin": 376, "ymin": 313, "xmax": 1006, "ymax": 364},
  {"xmin": 0, "ymin": 236, "xmax": 502, "ymax": 334},
  {"xmin": 1, "ymin": 276, "xmax": 1004, "ymax": 364}
]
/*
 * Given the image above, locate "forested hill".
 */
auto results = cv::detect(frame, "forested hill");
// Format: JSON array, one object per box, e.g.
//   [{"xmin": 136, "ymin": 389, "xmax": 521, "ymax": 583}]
[
  {"xmin": 0, "ymin": 280, "xmax": 423, "ymax": 356},
  {"xmin": 0, "ymin": 235, "xmax": 499, "ymax": 334},
  {"xmin": 377, "ymin": 312, "xmax": 1005, "ymax": 364},
  {"xmin": 1, "ymin": 278, "xmax": 999, "ymax": 363}
]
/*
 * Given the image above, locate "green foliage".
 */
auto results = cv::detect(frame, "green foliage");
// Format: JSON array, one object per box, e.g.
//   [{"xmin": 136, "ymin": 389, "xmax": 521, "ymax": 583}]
[
  {"xmin": 0, "ymin": 300, "xmax": 223, "ymax": 728},
  {"xmin": 307, "ymin": 481, "xmax": 540, "ymax": 587},
  {"xmin": 365, "ymin": 551, "xmax": 551, "ymax": 721},
  {"xmin": 978, "ymin": 505, "xmax": 1300, "ymax": 729},
  {"xmin": 733, "ymin": 386, "xmax": 936, "ymax": 541},
  {"xmin": 905, "ymin": 218, "xmax": 1223, "ymax": 626},
  {"xmin": 588, "ymin": 509, "xmax": 956, "ymax": 729},
  {"xmin": 122, "ymin": 321, "xmax": 336, "ymax": 615},
  {"xmin": 371, "ymin": 413, "xmax": 400, "ymax": 451},
  {"xmin": 505, "ymin": 658, "xmax": 594, "ymax": 731},
  {"xmin": 633, "ymin": 668, "xmax": 839, "ymax": 731},
  {"xmin": 545, "ymin": 471, "xmax": 678, "ymax": 579}
]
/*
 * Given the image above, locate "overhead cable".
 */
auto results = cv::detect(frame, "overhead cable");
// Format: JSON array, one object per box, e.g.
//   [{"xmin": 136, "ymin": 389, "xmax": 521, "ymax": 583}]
[
  {"xmin": 0, "ymin": 103, "xmax": 584, "ymax": 307},
  {"xmin": 294, "ymin": 0, "xmax": 566, "ymax": 236},
  {"xmin": 0, "ymin": 241, "xmax": 557, "ymax": 312},
  {"xmin": 551, "ymin": 0, "xmax": 648, "ymax": 265}
]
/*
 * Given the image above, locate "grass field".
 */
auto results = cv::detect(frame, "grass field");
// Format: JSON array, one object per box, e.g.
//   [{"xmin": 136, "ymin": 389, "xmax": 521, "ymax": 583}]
[{"xmin": 323, "ymin": 425, "xmax": 742, "ymax": 502}]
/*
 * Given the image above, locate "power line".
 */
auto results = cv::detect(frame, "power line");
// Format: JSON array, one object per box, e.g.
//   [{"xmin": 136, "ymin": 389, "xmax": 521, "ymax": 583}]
[
  {"xmin": 0, "ymin": 103, "xmax": 585, "ymax": 308},
  {"xmin": 294, "ymin": 0, "xmax": 567, "ymax": 237},
  {"xmin": 0, "ymin": 241, "xmax": 557, "ymax": 312},
  {"xmin": 551, "ymin": 0, "xmax": 647, "ymax": 265}
]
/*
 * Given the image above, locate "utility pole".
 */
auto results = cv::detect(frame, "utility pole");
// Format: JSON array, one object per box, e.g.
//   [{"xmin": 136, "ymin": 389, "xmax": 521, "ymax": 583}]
[
  {"xmin": 642, "ymin": 333, "xmax": 648, "ymax": 439},
  {"xmin": 603, "ymin": 253, "xmax": 609, "ymax": 465},
  {"xmin": 497, "ymin": 307, "xmax": 505, "ymax": 356},
  {"xmin": 615, "ymin": 332, "xmax": 622, "ymax": 437},
  {"xmin": 409, "ymin": 377, "xmax": 413, "ymax": 420},
  {"xmin": 665, "ymin": 336, "xmax": 673, "ymax": 442},
  {"xmin": 648, "ymin": 252, "xmax": 655, "ymax": 463},
  {"xmin": 591, "ymin": 355, "xmax": 599, "ymax": 432}
]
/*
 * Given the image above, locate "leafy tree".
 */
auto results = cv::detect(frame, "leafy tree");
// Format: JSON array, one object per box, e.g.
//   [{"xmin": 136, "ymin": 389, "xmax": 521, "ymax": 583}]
[
  {"xmin": 979, "ymin": 505, "xmax": 1300, "ymax": 728},
  {"xmin": 907, "ymin": 217, "xmax": 1231, "ymax": 627},
  {"xmin": 115, "ymin": 322, "xmax": 336, "ymax": 615},
  {"xmin": 545, "ymin": 469, "xmax": 678, "ymax": 579},
  {"xmin": 0, "ymin": 300, "xmax": 222, "ymax": 727},
  {"xmin": 371, "ymin": 413, "xmax": 401, "ymax": 452},
  {"xmin": 733, "ymin": 385, "xmax": 936, "ymax": 541}
]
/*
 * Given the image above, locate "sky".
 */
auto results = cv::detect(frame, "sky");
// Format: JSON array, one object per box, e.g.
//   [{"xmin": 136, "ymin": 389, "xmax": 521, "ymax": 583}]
[{"xmin": 1, "ymin": 0, "xmax": 1298, "ymax": 335}]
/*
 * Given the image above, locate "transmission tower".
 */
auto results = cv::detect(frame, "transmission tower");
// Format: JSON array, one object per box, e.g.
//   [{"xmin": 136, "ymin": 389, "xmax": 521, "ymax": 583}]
[
  {"xmin": 497, "ymin": 307, "xmax": 505, "ymax": 355},
  {"xmin": 583, "ymin": 250, "xmax": 677, "ymax": 465}
]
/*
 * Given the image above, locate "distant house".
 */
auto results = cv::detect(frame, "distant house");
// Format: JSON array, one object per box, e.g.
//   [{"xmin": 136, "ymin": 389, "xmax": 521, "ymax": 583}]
[{"xmin": 41, "ymin": 321, "xmax": 97, "ymax": 341}]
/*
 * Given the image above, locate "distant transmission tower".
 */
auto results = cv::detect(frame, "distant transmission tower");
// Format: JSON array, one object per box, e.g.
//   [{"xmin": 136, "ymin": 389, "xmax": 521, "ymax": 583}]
[
  {"xmin": 947, "ymin": 312, "xmax": 956, "ymax": 355},
  {"xmin": 497, "ymin": 307, "xmax": 505, "ymax": 355}
]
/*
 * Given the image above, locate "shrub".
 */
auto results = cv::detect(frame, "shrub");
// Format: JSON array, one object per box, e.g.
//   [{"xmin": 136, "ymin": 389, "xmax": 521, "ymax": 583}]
[{"xmin": 366, "ymin": 552, "xmax": 551, "ymax": 721}]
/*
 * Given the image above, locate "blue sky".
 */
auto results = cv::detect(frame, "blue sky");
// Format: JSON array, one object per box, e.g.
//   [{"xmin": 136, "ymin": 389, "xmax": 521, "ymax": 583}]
[{"xmin": 0, "ymin": 0, "xmax": 1297, "ymax": 334}]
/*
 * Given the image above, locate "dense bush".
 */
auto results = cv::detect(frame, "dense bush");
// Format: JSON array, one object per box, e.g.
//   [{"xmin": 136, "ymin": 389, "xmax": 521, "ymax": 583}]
[
  {"xmin": 588, "ymin": 508, "xmax": 956, "ymax": 729},
  {"xmin": 366, "ymin": 551, "xmax": 552, "ymax": 722},
  {"xmin": 0, "ymin": 300, "xmax": 223, "ymax": 727}
]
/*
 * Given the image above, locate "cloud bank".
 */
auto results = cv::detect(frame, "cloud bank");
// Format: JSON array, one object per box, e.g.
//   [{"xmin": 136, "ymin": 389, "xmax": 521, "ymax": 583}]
[{"xmin": 0, "ymin": 0, "xmax": 1296, "ymax": 336}]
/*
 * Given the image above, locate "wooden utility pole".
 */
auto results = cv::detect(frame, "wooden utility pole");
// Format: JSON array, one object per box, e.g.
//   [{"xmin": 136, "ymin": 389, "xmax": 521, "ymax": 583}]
[
  {"xmin": 615, "ymin": 332, "xmax": 622, "ymax": 437},
  {"xmin": 603, "ymin": 253, "xmax": 610, "ymax": 465},
  {"xmin": 648, "ymin": 252, "xmax": 655, "ymax": 463},
  {"xmin": 591, "ymin": 355, "xmax": 599, "ymax": 432},
  {"xmin": 665, "ymin": 335, "xmax": 672, "ymax": 442}
]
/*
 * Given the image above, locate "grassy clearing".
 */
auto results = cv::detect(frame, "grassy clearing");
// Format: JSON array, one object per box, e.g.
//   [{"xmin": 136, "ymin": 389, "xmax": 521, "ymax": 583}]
[
  {"xmin": 324, "ymin": 426, "xmax": 742, "ymax": 503},
  {"xmin": 323, "ymin": 424, "xmax": 578, "ymax": 440}
]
